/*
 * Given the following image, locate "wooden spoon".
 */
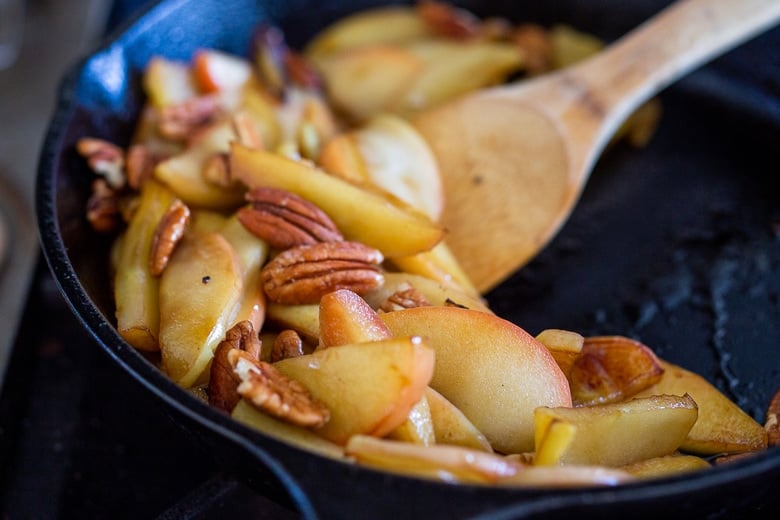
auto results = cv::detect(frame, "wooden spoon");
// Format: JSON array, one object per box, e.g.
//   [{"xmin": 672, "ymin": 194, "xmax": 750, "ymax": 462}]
[{"xmin": 413, "ymin": 0, "xmax": 780, "ymax": 293}]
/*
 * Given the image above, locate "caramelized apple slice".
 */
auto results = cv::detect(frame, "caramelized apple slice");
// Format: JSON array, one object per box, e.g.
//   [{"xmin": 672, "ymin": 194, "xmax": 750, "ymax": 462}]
[
  {"xmin": 143, "ymin": 57, "xmax": 199, "ymax": 108},
  {"xmin": 425, "ymin": 387, "xmax": 492, "ymax": 452},
  {"xmin": 535, "ymin": 328, "xmax": 584, "ymax": 378},
  {"xmin": 232, "ymin": 399, "xmax": 344, "ymax": 459},
  {"xmin": 305, "ymin": 6, "xmax": 432, "ymax": 60},
  {"xmin": 363, "ymin": 272, "xmax": 490, "ymax": 313},
  {"xmin": 635, "ymin": 362, "xmax": 768, "ymax": 454},
  {"xmin": 114, "ymin": 180, "xmax": 177, "ymax": 351},
  {"xmin": 620, "ymin": 453, "xmax": 710, "ymax": 479},
  {"xmin": 381, "ymin": 306, "xmax": 571, "ymax": 454},
  {"xmin": 193, "ymin": 49, "xmax": 253, "ymax": 93},
  {"xmin": 497, "ymin": 465, "xmax": 633, "ymax": 488},
  {"xmin": 159, "ymin": 231, "xmax": 243, "ymax": 386},
  {"xmin": 274, "ymin": 336, "xmax": 435, "ymax": 444},
  {"xmin": 534, "ymin": 394, "xmax": 698, "ymax": 467},
  {"xmin": 568, "ymin": 335, "xmax": 664, "ymax": 406},
  {"xmin": 345, "ymin": 435, "xmax": 519, "ymax": 484},
  {"xmin": 230, "ymin": 143, "xmax": 444, "ymax": 257},
  {"xmin": 155, "ymin": 120, "xmax": 246, "ymax": 209},
  {"xmin": 319, "ymin": 289, "xmax": 391, "ymax": 347}
]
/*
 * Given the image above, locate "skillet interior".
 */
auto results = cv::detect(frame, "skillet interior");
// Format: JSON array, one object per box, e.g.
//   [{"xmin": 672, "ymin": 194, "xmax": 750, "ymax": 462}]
[{"xmin": 36, "ymin": 0, "xmax": 780, "ymax": 517}]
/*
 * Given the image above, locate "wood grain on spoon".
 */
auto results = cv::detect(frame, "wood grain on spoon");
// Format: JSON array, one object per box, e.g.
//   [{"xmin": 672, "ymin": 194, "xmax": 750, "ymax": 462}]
[{"xmin": 414, "ymin": 0, "xmax": 780, "ymax": 293}]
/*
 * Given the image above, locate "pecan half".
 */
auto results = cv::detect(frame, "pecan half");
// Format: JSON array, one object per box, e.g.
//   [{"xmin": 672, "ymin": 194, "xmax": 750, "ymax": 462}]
[
  {"xmin": 262, "ymin": 241, "xmax": 384, "ymax": 304},
  {"xmin": 379, "ymin": 283, "xmax": 430, "ymax": 313},
  {"xmin": 149, "ymin": 199, "xmax": 190, "ymax": 276},
  {"xmin": 86, "ymin": 178, "xmax": 121, "ymax": 233},
  {"xmin": 766, "ymin": 387, "xmax": 780, "ymax": 447},
  {"xmin": 229, "ymin": 349, "xmax": 329, "ymax": 428},
  {"xmin": 238, "ymin": 187, "xmax": 343, "ymax": 249},
  {"xmin": 77, "ymin": 137, "xmax": 126, "ymax": 189},
  {"xmin": 158, "ymin": 95, "xmax": 221, "ymax": 141},
  {"xmin": 270, "ymin": 329, "xmax": 305, "ymax": 362},
  {"xmin": 209, "ymin": 321, "xmax": 262, "ymax": 412}
]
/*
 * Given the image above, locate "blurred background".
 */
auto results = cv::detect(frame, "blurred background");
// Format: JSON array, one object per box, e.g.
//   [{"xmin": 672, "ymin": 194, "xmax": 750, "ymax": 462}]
[{"xmin": 0, "ymin": 0, "xmax": 114, "ymax": 387}]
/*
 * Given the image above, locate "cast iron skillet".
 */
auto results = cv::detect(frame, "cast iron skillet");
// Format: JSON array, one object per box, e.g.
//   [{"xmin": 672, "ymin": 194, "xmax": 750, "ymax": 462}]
[{"xmin": 36, "ymin": 0, "xmax": 780, "ymax": 517}]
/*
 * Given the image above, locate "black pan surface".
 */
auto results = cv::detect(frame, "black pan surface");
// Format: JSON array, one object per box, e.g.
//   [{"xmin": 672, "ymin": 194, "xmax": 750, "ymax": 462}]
[{"xmin": 36, "ymin": 0, "xmax": 780, "ymax": 518}]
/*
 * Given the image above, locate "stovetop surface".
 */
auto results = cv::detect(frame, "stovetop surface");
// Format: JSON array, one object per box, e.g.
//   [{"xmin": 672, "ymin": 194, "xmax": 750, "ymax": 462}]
[{"xmin": 0, "ymin": 259, "xmax": 299, "ymax": 518}]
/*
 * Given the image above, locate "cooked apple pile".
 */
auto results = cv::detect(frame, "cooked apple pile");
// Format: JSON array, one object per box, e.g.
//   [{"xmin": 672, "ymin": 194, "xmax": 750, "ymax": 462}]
[{"xmin": 77, "ymin": 1, "xmax": 775, "ymax": 487}]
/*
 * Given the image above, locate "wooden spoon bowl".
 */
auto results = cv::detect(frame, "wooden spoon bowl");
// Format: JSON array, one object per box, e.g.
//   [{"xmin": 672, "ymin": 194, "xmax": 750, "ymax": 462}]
[{"xmin": 414, "ymin": 0, "xmax": 780, "ymax": 292}]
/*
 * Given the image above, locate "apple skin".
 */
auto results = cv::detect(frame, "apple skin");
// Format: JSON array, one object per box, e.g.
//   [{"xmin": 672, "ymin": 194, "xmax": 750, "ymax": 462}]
[{"xmin": 381, "ymin": 306, "xmax": 572, "ymax": 454}]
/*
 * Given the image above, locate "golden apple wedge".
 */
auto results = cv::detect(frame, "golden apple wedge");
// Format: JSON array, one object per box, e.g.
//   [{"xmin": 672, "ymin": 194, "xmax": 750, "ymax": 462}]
[
  {"xmin": 219, "ymin": 216, "xmax": 269, "ymax": 332},
  {"xmin": 274, "ymin": 336, "xmax": 435, "ymax": 444},
  {"xmin": 497, "ymin": 465, "xmax": 634, "ymax": 488},
  {"xmin": 229, "ymin": 143, "xmax": 444, "ymax": 257},
  {"xmin": 155, "ymin": 120, "xmax": 246, "ymax": 209},
  {"xmin": 159, "ymin": 231, "xmax": 243, "ymax": 387},
  {"xmin": 425, "ymin": 387, "xmax": 492, "ymax": 452},
  {"xmin": 142, "ymin": 57, "xmax": 199, "ymax": 108},
  {"xmin": 535, "ymin": 328, "xmax": 584, "ymax": 378},
  {"xmin": 396, "ymin": 40, "xmax": 523, "ymax": 114},
  {"xmin": 114, "ymin": 179, "xmax": 177, "ymax": 351},
  {"xmin": 568, "ymin": 336, "xmax": 664, "ymax": 406},
  {"xmin": 231, "ymin": 399, "xmax": 344, "ymax": 459},
  {"xmin": 304, "ymin": 6, "xmax": 432, "ymax": 60},
  {"xmin": 387, "ymin": 395, "xmax": 436, "ymax": 446},
  {"xmin": 389, "ymin": 242, "xmax": 481, "ymax": 299},
  {"xmin": 319, "ymin": 289, "xmax": 392, "ymax": 347},
  {"xmin": 363, "ymin": 272, "xmax": 490, "ymax": 313},
  {"xmin": 381, "ymin": 307, "xmax": 571, "ymax": 454},
  {"xmin": 620, "ymin": 453, "xmax": 710, "ymax": 479},
  {"xmin": 345, "ymin": 435, "xmax": 519, "ymax": 484},
  {"xmin": 266, "ymin": 303, "xmax": 321, "ymax": 342},
  {"xmin": 534, "ymin": 394, "xmax": 698, "ymax": 467},
  {"xmin": 635, "ymin": 362, "xmax": 768, "ymax": 454},
  {"xmin": 318, "ymin": 289, "xmax": 435, "ymax": 445},
  {"xmin": 348, "ymin": 114, "xmax": 443, "ymax": 220},
  {"xmin": 315, "ymin": 45, "xmax": 424, "ymax": 122}
]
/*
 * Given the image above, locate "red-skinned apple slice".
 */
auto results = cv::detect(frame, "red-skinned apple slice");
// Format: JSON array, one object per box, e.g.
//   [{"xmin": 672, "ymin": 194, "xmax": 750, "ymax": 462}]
[
  {"xmin": 381, "ymin": 306, "xmax": 571, "ymax": 454},
  {"xmin": 193, "ymin": 49, "xmax": 253, "ymax": 93},
  {"xmin": 273, "ymin": 336, "xmax": 435, "ymax": 444}
]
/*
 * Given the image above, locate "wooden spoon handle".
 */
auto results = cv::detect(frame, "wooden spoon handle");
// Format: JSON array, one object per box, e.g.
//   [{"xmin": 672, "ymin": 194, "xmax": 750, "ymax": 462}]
[{"xmin": 571, "ymin": 0, "xmax": 780, "ymax": 128}]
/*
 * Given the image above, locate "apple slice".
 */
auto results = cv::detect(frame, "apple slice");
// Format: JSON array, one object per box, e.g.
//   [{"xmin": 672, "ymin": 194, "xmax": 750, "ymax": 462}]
[
  {"xmin": 535, "ymin": 328, "xmax": 584, "ymax": 378},
  {"xmin": 232, "ymin": 399, "xmax": 344, "ymax": 459},
  {"xmin": 315, "ymin": 45, "xmax": 424, "ymax": 122},
  {"xmin": 155, "ymin": 120, "xmax": 246, "ymax": 209},
  {"xmin": 350, "ymin": 115, "xmax": 443, "ymax": 221},
  {"xmin": 425, "ymin": 387, "xmax": 492, "ymax": 452},
  {"xmin": 395, "ymin": 40, "xmax": 523, "ymax": 114},
  {"xmin": 363, "ymin": 272, "xmax": 490, "ymax": 313},
  {"xmin": 381, "ymin": 306, "xmax": 571, "ymax": 454},
  {"xmin": 635, "ymin": 362, "xmax": 768, "ymax": 454},
  {"xmin": 266, "ymin": 303, "xmax": 320, "ymax": 342},
  {"xmin": 534, "ymin": 394, "xmax": 698, "ymax": 467},
  {"xmin": 620, "ymin": 453, "xmax": 710, "ymax": 479},
  {"xmin": 345, "ymin": 434, "xmax": 519, "ymax": 484},
  {"xmin": 229, "ymin": 143, "xmax": 444, "ymax": 257},
  {"xmin": 389, "ymin": 242, "xmax": 481, "ymax": 299},
  {"xmin": 304, "ymin": 6, "xmax": 432, "ymax": 60},
  {"xmin": 114, "ymin": 179, "xmax": 177, "ymax": 351},
  {"xmin": 387, "ymin": 395, "xmax": 436, "ymax": 446},
  {"xmin": 143, "ymin": 57, "xmax": 199, "ymax": 108},
  {"xmin": 497, "ymin": 465, "xmax": 634, "ymax": 488},
  {"xmin": 219, "ymin": 216, "xmax": 269, "ymax": 332},
  {"xmin": 159, "ymin": 231, "xmax": 243, "ymax": 386},
  {"xmin": 568, "ymin": 336, "xmax": 664, "ymax": 406},
  {"xmin": 319, "ymin": 289, "xmax": 391, "ymax": 347},
  {"xmin": 317, "ymin": 289, "xmax": 434, "ymax": 444},
  {"xmin": 193, "ymin": 49, "xmax": 253, "ymax": 93},
  {"xmin": 274, "ymin": 336, "xmax": 434, "ymax": 444}
]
